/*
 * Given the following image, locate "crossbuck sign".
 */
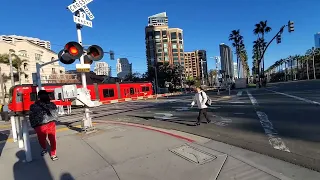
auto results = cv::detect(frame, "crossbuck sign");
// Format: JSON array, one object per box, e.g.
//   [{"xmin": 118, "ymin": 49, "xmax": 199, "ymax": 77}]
[{"xmin": 68, "ymin": 0, "xmax": 95, "ymax": 28}]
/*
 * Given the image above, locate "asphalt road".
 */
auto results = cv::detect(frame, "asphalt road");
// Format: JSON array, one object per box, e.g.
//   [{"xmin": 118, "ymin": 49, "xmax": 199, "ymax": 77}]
[
  {"xmin": 2, "ymin": 83, "xmax": 320, "ymax": 171},
  {"xmin": 92, "ymin": 83, "xmax": 320, "ymax": 172}
]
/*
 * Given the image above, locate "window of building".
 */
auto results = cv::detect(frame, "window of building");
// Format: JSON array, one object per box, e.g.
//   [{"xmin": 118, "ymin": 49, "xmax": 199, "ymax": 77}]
[
  {"xmin": 172, "ymin": 49, "xmax": 178, "ymax": 52},
  {"xmin": 179, "ymin": 33, "xmax": 182, "ymax": 40},
  {"xmin": 52, "ymin": 68, "xmax": 56, "ymax": 73},
  {"xmin": 164, "ymin": 49, "xmax": 168, "ymax": 53},
  {"xmin": 157, "ymin": 53, "xmax": 162, "ymax": 57},
  {"xmin": 18, "ymin": 50, "xmax": 28, "ymax": 57},
  {"xmin": 163, "ymin": 39, "xmax": 168, "ymax": 42},
  {"xmin": 171, "ymin": 32, "xmax": 177, "ymax": 39},
  {"xmin": 35, "ymin": 53, "xmax": 42, "ymax": 61},
  {"xmin": 155, "ymin": 39, "xmax": 161, "ymax": 43},
  {"xmin": 103, "ymin": 89, "xmax": 115, "ymax": 98},
  {"xmin": 173, "ymin": 53, "xmax": 178, "ymax": 56},
  {"xmin": 163, "ymin": 43, "xmax": 168, "ymax": 48},
  {"xmin": 180, "ymin": 44, "xmax": 183, "ymax": 49},
  {"xmin": 179, "ymin": 40, "xmax": 183, "ymax": 44},
  {"xmin": 172, "ymin": 44, "xmax": 177, "ymax": 49},
  {"xmin": 180, "ymin": 53, "xmax": 184, "ymax": 57},
  {"xmin": 173, "ymin": 57, "xmax": 179, "ymax": 61},
  {"xmin": 157, "ymin": 49, "xmax": 162, "ymax": 53},
  {"xmin": 154, "ymin": 31, "xmax": 160, "ymax": 39},
  {"xmin": 164, "ymin": 56, "xmax": 169, "ymax": 61},
  {"xmin": 171, "ymin": 40, "xmax": 177, "ymax": 43},
  {"xmin": 162, "ymin": 31, "xmax": 167, "ymax": 37}
]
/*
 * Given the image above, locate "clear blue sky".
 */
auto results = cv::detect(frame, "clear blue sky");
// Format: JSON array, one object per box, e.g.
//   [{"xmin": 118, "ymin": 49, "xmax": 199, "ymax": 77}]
[{"xmin": 1, "ymin": 0, "xmax": 319, "ymax": 76}]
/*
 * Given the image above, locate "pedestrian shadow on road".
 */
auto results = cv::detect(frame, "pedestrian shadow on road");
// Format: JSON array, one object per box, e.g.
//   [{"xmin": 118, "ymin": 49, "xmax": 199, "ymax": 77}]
[
  {"xmin": 56, "ymin": 121, "xmax": 83, "ymax": 132},
  {"xmin": 0, "ymin": 129, "xmax": 9, "ymax": 157},
  {"xmin": 60, "ymin": 172, "xmax": 75, "ymax": 180},
  {"xmin": 13, "ymin": 150, "xmax": 54, "ymax": 180},
  {"xmin": 127, "ymin": 115, "xmax": 197, "ymax": 126}
]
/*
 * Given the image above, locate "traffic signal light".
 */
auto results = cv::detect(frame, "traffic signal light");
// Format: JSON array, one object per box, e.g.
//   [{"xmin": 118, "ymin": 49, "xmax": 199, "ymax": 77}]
[
  {"xmin": 109, "ymin": 50, "xmax": 114, "ymax": 60},
  {"xmin": 58, "ymin": 41, "xmax": 83, "ymax": 64},
  {"xmin": 288, "ymin": 21, "xmax": 294, "ymax": 33},
  {"xmin": 276, "ymin": 34, "xmax": 281, "ymax": 44},
  {"xmin": 84, "ymin": 45, "xmax": 104, "ymax": 62}
]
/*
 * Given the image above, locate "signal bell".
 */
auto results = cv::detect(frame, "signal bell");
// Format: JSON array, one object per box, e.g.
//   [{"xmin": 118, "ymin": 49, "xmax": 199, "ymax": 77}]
[
  {"xmin": 59, "ymin": 41, "xmax": 83, "ymax": 64},
  {"xmin": 85, "ymin": 45, "xmax": 104, "ymax": 61}
]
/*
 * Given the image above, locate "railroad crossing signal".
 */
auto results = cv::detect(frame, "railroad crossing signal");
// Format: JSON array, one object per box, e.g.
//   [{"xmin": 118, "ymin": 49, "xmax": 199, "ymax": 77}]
[
  {"xmin": 68, "ymin": 0, "xmax": 94, "ymax": 28},
  {"xmin": 59, "ymin": 41, "xmax": 104, "ymax": 66},
  {"xmin": 288, "ymin": 21, "xmax": 294, "ymax": 33}
]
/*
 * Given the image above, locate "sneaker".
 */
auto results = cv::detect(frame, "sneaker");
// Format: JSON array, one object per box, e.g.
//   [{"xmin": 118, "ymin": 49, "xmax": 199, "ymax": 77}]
[
  {"xmin": 41, "ymin": 149, "xmax": 48, "ymax": 156},
  {"xmin": 51, "ymin": 155, "xmax": 59, "ymax": 161}
]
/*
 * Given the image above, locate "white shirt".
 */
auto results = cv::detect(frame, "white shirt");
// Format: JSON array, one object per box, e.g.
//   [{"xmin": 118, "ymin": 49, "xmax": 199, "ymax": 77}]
[{"xmin": 191, "ymin": 90, "xmax": 208, "ymax": 109}]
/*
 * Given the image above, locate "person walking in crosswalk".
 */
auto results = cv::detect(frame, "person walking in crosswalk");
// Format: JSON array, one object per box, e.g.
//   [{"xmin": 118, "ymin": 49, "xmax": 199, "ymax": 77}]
[{"xmin": 191, "ymin": 86, "xmax": 211, "ymax": 126}]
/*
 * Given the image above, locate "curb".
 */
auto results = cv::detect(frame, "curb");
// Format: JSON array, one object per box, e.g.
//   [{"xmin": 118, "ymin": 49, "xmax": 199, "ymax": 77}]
[{"xmin": 94, "ymin": 120, "xmax": 196, "ymax": 143}]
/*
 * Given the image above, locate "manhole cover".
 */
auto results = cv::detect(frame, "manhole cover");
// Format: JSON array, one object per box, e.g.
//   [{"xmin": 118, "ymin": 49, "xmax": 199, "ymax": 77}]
[{"xmin": 169, "ymin": 145, "xmax": 217, "ymax": 165}]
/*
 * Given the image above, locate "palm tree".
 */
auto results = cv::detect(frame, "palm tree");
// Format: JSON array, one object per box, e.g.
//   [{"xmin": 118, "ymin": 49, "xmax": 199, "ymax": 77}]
[
  {"xmin": 229, "ymin": 29, "xmax": 243, "ymax": 78},
  {"xmin": 0, "ymin": 53, "xmax": 28, "ymax": 85},
  {"xmin": 238, "ymin": 43, "xmax": 249, "ymax": 78},
  {"xmin": 253, "ymin": 20, "xmax": 272, "ymax": 75}
]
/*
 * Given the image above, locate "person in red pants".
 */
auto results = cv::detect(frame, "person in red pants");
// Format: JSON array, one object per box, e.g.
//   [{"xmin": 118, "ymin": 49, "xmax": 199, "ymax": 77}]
[{"xmin": 29, "ymin": 90, "xmax": 59, "ymax": 161}]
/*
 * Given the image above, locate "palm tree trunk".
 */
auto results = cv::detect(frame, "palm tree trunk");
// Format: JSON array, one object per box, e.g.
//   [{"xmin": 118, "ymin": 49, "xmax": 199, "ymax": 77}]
[
  {"xmin": 18, "ymin": 69, "xmax": 22, "ymax": 85},
  {"xmin": 307, "ymin": 59, "xmax": 309, "ymax": 80},
  {"xmin": 0, "ymin": 67, "xmax": 5, "ymax": 104}
]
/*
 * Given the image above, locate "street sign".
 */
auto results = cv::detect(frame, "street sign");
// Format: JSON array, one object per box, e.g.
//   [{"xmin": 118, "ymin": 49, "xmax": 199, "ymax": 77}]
[
  {"xmin": 68, "ymin": 0, "xmax": 93, "ymax": 13},
  {"xmin": 76, "ymin": 64, "xmax": 91, "ymax": 72},
  {"xmin": 73, "ymin": 16, "xmax": 92, "ymax": 28}
]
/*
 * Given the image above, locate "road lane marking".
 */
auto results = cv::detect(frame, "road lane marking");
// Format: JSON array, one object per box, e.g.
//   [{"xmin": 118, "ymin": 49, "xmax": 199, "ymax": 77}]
[
  {"xmin": 237, "ymin": 91, "xmax": 243, "ymax": 96},
  {"xmin": 154, "ymin": 113, "xmax": 177, "ymax": 120},
  {"xmin": 266, "ymin": 89, "xmax": 320, "ymax": 105},
  {"xmin": 246, "ymin": 90, "xmax": 290, "ymax": 152}
]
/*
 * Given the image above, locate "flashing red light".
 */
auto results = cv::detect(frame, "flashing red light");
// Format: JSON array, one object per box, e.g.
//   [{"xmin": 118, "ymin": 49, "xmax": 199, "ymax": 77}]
[{"xmin": 69, "ymin": 46, "xmax": 79, "ymax": 55}]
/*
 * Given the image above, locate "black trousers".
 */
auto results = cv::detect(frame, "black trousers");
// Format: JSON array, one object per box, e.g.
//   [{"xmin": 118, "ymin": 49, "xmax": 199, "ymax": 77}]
[{"xmin": 197, "ymin": 108, "xmax": 210, "ymax": 123}]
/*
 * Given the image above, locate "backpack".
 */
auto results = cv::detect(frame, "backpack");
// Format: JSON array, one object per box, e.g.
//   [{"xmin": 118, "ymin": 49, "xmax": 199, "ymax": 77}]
[{"xmin": 200, "ymin": 92, "xmax": 212, "ymax": 106}]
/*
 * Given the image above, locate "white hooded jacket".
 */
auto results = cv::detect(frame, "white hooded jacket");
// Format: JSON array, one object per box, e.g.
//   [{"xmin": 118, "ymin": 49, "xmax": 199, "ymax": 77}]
[{"xmin": 191, "ymin": 90, "xmax": 208, "ymax": 109}]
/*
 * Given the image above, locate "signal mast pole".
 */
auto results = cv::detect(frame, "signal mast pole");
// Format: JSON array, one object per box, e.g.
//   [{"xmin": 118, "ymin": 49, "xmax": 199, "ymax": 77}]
[{"xmin": 75, "ymin": 15, "xmax": 93, "ymax": 131}]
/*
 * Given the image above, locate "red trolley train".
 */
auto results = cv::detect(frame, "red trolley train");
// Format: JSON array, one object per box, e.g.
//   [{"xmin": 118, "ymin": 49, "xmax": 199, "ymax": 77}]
[{"xmin": 8, "ymin": 82, "xmax": 153, "ymax": 113}]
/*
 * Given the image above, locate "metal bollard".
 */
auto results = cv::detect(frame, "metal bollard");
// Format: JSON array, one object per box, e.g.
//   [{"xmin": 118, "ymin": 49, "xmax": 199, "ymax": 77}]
[
  {"xmin": 21, "ymin": 115, "xmax": 32, "ymax": 162},
  {"xmin": 10, "ymin": 115, "xmax": 17, "ymax": 142},
  {"xmin": 16, "ymin": 116, "xmax": 24, "ymax": 148}
]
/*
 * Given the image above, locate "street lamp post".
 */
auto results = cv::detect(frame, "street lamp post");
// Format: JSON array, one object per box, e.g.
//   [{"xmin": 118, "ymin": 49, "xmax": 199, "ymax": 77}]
[
  {"xmin": 200, "ymin": 59, "xmax": 205, "ymax": 85},
  {"xmin": 312, "ymin": 47, "xmax": 316, "ymax": 79}
]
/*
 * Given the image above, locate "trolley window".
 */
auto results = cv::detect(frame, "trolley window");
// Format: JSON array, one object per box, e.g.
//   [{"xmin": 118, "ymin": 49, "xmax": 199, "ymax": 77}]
[
  {"xmin": 30, "ymin": 92, "xmax": 37, "ymax": 101},
  {"xmin": 142, "ymin": 87, "xmax": 150, "ymax": 92},
  {"xmin": 103, "ymin": 89, "xmax": 115, "ymax": 98},
  {"xmin": 130, "ymin": 88, "xmax": 134, "ymax": 95},
  {"xmin": 16, "ymin": 92, "xmax": 23, "ymax": 102},
  {"xmin": 9, "ymin": 87, "xmax": 14, "ymax": 103}
]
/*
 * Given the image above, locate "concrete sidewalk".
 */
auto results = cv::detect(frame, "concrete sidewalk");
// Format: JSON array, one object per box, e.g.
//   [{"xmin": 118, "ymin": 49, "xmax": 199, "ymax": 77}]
[{"xmin": 1, "ymin": 121, "xmax": 319, "ymax": 180}]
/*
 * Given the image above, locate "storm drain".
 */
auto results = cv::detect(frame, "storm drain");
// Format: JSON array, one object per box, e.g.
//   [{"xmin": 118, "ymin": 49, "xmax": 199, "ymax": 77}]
[{"xmin": 169, "ymin": 144, "xmax": 217, "ymax": 165}]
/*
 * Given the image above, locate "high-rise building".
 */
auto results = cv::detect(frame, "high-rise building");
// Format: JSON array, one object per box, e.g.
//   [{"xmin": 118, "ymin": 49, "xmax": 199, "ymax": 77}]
[
  {"xmin": 315, "ymin": 33, "xmax": 320, "ymax": 48},
  {"xmin": 219, "ymin": 43, "xmax": 234, "ymax": 79},
  {"xmin": 94, "ymin": 62, "xmax": 110, "ymax": 76},
  {"xmin": 145, "ymin": 12, "xmax": 184, "ymax": 73},
  {"xmin": 184, "ymin": 50, "xmax": 208, "ymax": 83},
  {"xmin": 116, "ymin": 58, "xmax": 132, "ymax": 79},
  {"xmin": 0, "ymin": 35, "xmax": 51, "ymax": 49}
]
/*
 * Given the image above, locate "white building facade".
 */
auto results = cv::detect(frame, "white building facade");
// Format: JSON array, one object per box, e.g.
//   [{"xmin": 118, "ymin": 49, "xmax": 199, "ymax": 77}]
[
  {"xmin": 116, "ymin": 58, "xmax": 132, "ymax": 79},
  {"xmin": 94, "ymin": 62, "xmax": 111, "ymax": 76},
  {"xmin": 0, "ymin": 40, "xmax": 66, "ymax": 102}
]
